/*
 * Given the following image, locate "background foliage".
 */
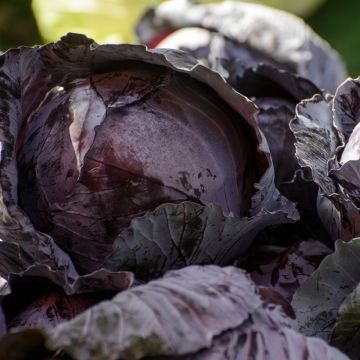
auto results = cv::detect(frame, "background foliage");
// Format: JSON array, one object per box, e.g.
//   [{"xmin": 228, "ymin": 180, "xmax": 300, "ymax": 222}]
[{"xmin": 0, "ymin": 0, "xmax": 359, "ymax": 76}]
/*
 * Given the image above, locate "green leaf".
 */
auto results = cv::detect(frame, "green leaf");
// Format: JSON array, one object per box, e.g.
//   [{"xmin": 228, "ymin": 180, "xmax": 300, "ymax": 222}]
[
  {"xmin": 32, "ymin": 0, "xmax": 152, "ymax": 44},
  {"xmin": 31, "ymin": 0, "xmax": 327, "ymax": 47},
  {"xmin": 103, "ymin": 201, "xmax": 294, "ymax": 280},
  {"xmin": 292, "ymin": 238, "xmax": 360, "ymax": 342},
  {"xmin": 241, "ymin": 0, "xmax": 327, "ymax": 16},
  {"xmin": 331, "ymin": 282, "xmax": 360, "ymax": 358}
]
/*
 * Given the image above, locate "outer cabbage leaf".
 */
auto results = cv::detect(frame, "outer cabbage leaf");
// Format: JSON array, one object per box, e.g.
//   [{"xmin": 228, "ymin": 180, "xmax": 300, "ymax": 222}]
[
  {"xmin": 103, "ymin": 202, "xmax": 294, "ymax": 280},
  {"xmin": 136, "ymin": 0, "xmax": 347, "ymax": 92},
  {"xmin": 225, "ymin": 63, "xmax": 320, "ymax": 105},
  {"xmin": 292, "ymin": 239, "xmax": 360, "ymax": 348},
  {"xmin": 47, "ymin": 265, "xmax": 348, "ymax": 360}
]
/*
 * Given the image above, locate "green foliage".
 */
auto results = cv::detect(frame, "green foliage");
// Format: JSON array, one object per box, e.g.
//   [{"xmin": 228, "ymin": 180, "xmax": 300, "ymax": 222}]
[
  {"xmin": 0, "ymin": 0, "xmax": 40, "ymax": 50},
  {"xmin": 308, "ymin": 0, "xmax": 360, "ymax": 76},
  {"xmin": 30, "ymin": 0, "xmax": 328, "ymax": 45}
]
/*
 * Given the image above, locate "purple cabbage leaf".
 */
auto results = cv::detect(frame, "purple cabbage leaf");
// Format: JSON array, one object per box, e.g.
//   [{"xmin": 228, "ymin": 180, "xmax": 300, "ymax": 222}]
[
  {"xmin": 238, "ymin": 239, "xmax": 332, "ymax": 302},
  {"xmin": 46, "ymin": 265, "xmax": 347, "ymax": 360}
]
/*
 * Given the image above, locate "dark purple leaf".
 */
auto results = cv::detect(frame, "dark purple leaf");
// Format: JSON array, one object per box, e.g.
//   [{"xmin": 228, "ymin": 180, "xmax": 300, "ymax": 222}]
[
  {"xmin": 330, "ymin": 160, "xmax": 360, "ymax": 207},
  {"xmin": 227, "ymin": 64, "xmax": 321, "ymax": 186},
  {"xmin": 287, "ymin": 94, "xmax": 341, "ymax": 194},
  {"xmin": 239, "ymin": 240, "xmax": 332, "ymax": 302},
  {"xmin": 255, "ymin": 98, "xmax": 301, "ymax": 188},
  {"xmin": 8, "ymin": 289, "xmax": 101, "ymax": 331},
  {"xmin": 334, "ymin": 77, "xmax": 360, "ymax": 141}
]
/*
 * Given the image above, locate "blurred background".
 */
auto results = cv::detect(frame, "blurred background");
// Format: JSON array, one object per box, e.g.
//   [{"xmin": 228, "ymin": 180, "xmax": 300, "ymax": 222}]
[{"xmin": 0, "ymin": 0, "xmax": 359, "ymax": 76}]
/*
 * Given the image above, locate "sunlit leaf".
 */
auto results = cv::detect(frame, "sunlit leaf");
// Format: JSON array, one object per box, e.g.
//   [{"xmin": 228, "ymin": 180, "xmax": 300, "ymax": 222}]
[{"xmin": 48, "ymin": 265, "xmax": 347, "ymax": 360}]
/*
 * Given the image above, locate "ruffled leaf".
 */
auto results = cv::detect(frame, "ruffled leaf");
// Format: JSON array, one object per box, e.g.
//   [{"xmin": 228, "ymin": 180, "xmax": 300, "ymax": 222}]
[
  {"xmin": 290, "ymin": 94, "xmax": 343, "ymax": 195},
  {"xmin": 333, "ymin": 77, "xmax": 360, "ymax": 141},
  {"xmin": 290, "ymin": 80, "xmax": 360, "ymax": 242},
  {"xmin": 330, "ymin": 160, "xmax": 360, "ymax": 207}
]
